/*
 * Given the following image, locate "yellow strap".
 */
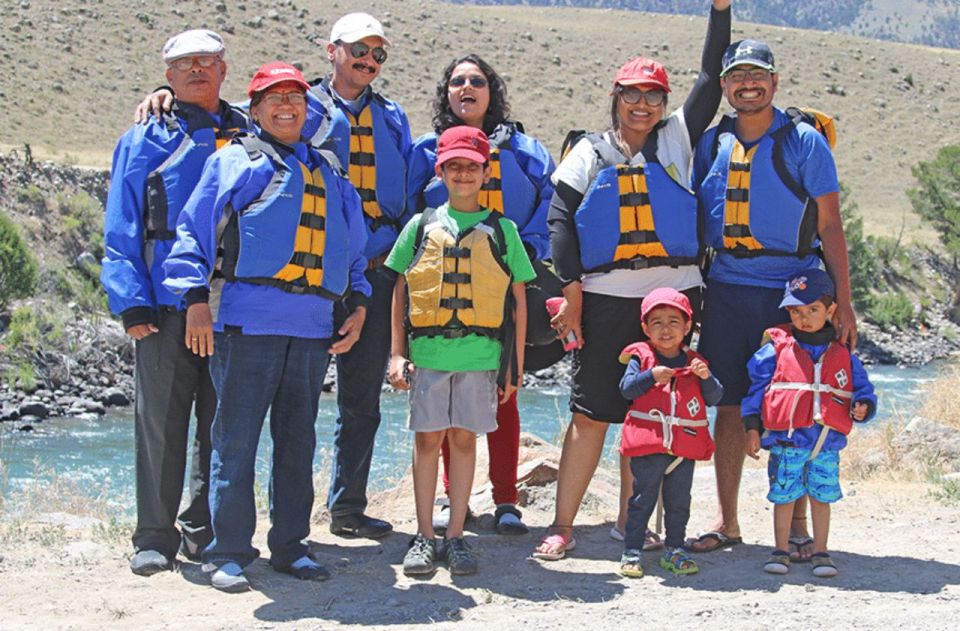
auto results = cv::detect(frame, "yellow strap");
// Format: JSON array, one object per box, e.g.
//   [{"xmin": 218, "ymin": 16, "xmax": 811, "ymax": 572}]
[
  {"xmin": 477, "ymin": 147, "xmax": 504, "ymax": 213},
  {"xmin": 348, "ymin": 108, "xmax": 382, "ymax": 219},
  {"xmin": 274, "ymin": 163, "xmax": 327, "ymax": 286},
  {"xmin": 614, "ymin": 165, "xmax": 667, "ymax": 263},
  {"xmin": 722, "ymin": 142, "xmax": 764, "ymax": 251}
]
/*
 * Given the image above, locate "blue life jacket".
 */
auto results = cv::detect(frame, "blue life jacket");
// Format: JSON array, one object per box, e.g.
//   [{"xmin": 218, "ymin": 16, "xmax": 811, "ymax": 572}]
[
  {"xmin": 421, "ymin": 124, "xmax": 538, "ymax": 228},
  {"xmin": 303, "ymin": 82, "xmax": 352, "ymax": 168},
  {"xmin": 703, "ymin": 112, "xmax": 820, "ymax": 258},
  {"xmin": 144, "ymin": 101, "xmax": 248, "ymax": 241},
  {"xmin": 218, "ymin": 135, "xmax": 351, "ymax": 300},
  {"xmin": 574, "ymin": 133, "xmax": 699, "ymax": 274}
]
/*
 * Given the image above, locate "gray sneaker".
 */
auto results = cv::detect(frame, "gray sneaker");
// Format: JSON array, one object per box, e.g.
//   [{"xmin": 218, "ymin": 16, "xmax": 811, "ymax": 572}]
[
  {"xmin": 443, "ymin": 537, "xmax": 477, "ymax": 575},
  {"xmin": 129, "ymin": 550, "xmax": 171, "ymax": 576},
  {"xmin": 403, "ymin": 535, "xmax": 437, "ymax": 576},
  {"xmin": 210, "ymin": 562, "xmax": 251, "ymax": 593}
]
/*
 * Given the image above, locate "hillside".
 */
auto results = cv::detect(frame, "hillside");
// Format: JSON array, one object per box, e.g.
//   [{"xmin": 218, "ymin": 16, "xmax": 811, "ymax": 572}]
[
  {"xmin": 449, "ymin": 0, "xmax": 960, "ymax": 49},
  {"xmin": 1, "ymin": 0, "xmax": 960, "ymax": 239}
]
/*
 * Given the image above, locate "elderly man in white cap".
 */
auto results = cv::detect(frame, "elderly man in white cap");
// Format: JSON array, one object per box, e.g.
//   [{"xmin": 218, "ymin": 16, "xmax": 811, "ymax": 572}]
[
  {"xmin": 311, "ymin": 12, "xmax": 412, "ymax": 540},
  {"xmin": 101, "ymin": 28, "xmax": 250, "ymax": 576}
]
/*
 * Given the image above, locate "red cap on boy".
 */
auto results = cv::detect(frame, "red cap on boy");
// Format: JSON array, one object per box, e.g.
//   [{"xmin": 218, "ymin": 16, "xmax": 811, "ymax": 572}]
[
  {"xmin": 436, "ymin": 126, "xmax": 490, "ymax": 166},
  {"xmin": 640, "ymin": 288, "xmax": 693, "ymax": 321}
]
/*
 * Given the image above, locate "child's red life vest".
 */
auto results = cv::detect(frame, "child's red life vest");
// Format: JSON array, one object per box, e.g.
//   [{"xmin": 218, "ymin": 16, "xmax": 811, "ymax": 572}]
[
  {"xmin": 619, "ymin": 342, "xmax": 714, "ymax": 461},
  {"xmin": 760, "ymin": 324, "xmax": 854, "ymax": 436}
]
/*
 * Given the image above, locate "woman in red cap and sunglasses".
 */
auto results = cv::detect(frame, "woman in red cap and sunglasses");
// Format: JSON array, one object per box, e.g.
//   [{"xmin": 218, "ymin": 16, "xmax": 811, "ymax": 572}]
[
  {"xmin": 162, "ymin": 62, "xmax": 371, "ymax": 592},
  {"xmin": 535, "ymin": 0, "xmax": 731, "ymax": 562}
]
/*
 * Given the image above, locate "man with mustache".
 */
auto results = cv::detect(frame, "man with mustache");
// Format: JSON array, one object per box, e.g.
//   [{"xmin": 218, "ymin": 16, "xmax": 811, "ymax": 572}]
[
  {"xmin": 690, "ymin": 40, "xmax": 856, "ymax": 558},
  {"xmin": 313, "ymin": 12, "xmax": 413, "ymax": 540},
  {"xmin": 101, "ymin": 29, "xmax": 249, "ymax": 576}
]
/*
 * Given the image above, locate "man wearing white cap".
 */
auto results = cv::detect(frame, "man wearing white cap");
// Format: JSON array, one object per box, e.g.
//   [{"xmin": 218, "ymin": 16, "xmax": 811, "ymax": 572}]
[
  {"xmin": 312, "ymin": 12, "xmax": 412, "ymax": 540},
  {"xmin": 101, "ymin": 28, "xmax": 250, "ymax": 576}
]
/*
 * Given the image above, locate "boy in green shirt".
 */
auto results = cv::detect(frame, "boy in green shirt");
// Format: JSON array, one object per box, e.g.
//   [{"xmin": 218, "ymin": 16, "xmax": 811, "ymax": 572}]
[{"xmin": 386, "ymin": 126, "xmax": 535, "ymax": 576}]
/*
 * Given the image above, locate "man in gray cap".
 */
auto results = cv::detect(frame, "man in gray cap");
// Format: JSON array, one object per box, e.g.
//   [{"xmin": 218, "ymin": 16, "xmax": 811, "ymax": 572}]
[{"xmin": 101, "ymin": 28, "xmax": 250, "ymax": 576}]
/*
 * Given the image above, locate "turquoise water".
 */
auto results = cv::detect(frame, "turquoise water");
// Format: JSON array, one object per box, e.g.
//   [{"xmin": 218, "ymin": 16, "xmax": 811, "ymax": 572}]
[{"xmin": 0, "ymin": 362, "xmax": 944, "ymax": 511}]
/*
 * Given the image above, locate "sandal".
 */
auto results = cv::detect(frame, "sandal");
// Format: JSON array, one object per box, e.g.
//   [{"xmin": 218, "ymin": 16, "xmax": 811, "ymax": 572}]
[
  {"xmin": 609, "ymin": 527, "xmax": 663, "ymax": 551},
  {"xmin": 683, "ymin": 530, "xmax": 743, "ymax": 553},
  {"xmin": 495, "ymin": 504, "xmax": 529, "ymax": 536},
  {"xmin": 763, "ymin": 549, "xmax": 791, "ymax": 575},
  {"xmin": 532, "ymin": 530, "xmax": 576, "ymax": 561},
  {"xmin": 811, "ymin": 552, "xmax": 838, "ymax": 578},
  {"xmin": 659, "ymin": 547, "xmax": 699, "ymax": 575},
  {"xmin": 619, "ymin": 548, "xmax": 644, "ymax": 578},
  {"xmin": 788, "ymin": 535, "xmax": 815, "ymax": 563}
]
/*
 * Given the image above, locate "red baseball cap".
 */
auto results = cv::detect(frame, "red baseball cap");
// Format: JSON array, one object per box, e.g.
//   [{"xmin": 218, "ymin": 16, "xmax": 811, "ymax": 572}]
[
  {"xmin": 436, "ymin": 126, "xmax": 490, "ymax": 166},
  {"xmin": 641, "ymin": 288, "xmax": 692, "ymax": 321},
  {"xmin": 247, "ymin": 62, "xmax": 310, "ymax": 98},
  {"xmin": 613, "ymin": 57, "xmax": 671, "ymax": 93}
]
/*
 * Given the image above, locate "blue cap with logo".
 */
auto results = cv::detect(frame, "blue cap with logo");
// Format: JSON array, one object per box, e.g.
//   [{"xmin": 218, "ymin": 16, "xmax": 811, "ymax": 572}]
[
  {"xmin": 779, "ymin": 268, "xmax": 835, "ymax": 308},
  {"xmin": 721, "ymin": 39, "xmax": 776, "ymax": 76}
]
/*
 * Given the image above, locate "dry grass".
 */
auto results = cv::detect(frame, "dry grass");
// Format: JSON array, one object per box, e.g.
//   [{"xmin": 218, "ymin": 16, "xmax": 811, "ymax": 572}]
[{"xmin": 918, "ymin": 364, "xmax": 960, "ymax": 430}]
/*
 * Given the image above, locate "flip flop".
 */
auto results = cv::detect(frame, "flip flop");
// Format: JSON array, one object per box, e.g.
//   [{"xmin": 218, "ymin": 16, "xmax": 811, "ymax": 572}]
[
  {"xmin": 532, "ymin": 533, "xmax": 576, "ymax": 561},
  {"xmin": 683, "ymin": 530, "xmax": 743, "ymax": 553},
  {"xmin": 788, "ymin": 536, "xmax": 815, "ymax": 563}
]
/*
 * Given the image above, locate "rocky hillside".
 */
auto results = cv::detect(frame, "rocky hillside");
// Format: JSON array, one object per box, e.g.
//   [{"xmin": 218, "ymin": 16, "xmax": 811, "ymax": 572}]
[
  {"xmin": 450, "ymin": 0, "xmax": 960, "ymax": 49},
  {"xmin": 1, "ymin": 0, "xmax": 959, "ymax": 239}
]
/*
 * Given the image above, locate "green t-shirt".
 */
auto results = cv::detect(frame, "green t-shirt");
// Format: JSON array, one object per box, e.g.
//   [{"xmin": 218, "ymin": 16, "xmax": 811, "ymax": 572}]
[{"xmin": 385, "ymin": 203, "xmax": 536, "ymax": 371}]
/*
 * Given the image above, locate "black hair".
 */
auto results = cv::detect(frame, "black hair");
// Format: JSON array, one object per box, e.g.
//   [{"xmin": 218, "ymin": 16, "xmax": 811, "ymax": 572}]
[
  {"xmin": 432, "ymin": 54, "xmax": 511, "ymax": 136},
  {"xmin": 818, "ymin": 294, "xmax": 835, "ymax": 308}
]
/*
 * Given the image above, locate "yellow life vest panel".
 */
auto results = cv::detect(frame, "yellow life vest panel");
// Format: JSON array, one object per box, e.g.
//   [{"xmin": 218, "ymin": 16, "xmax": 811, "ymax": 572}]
[
  {"xmin": 478, "ymin": 147, "xmax": 505, "ymax": 214},
  {"xmin": 405, "ymin": 208, "xmax": 512, "ymax": 339},
  {"xmin": 347, "ymin": 107, "xmax": 382, "ymax": 221}
]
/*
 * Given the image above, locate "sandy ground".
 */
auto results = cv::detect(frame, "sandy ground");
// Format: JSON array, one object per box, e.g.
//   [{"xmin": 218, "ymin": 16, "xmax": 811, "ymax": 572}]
[{"xmin": 1, "ymin": 437, "xmax": 958, "ymax": 630}]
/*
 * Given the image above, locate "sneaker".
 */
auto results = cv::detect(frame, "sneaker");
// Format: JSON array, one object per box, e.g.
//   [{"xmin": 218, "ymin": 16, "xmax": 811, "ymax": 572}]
[
  {"xmin": 619, "ymin": 548, "xmax": 644, "ymax": 578},
  {"xmin": 403, "ymin": 535, "xmax": 437, "ymax": 576},
  {"xmin": 443, "ymin": 536, "xmax": 478, "ymax": 575},
  {"xmin": 210, "ymin": 562, "xmax": 251, "ymax": 593},
  {"xmin": 129, "ymin": 549, "xmax": 171, "ymax": 576},
  {"xmin": 329, "ymin": 513, "xmax": 393, "ymax": 539},
  {"xmin": 432, "ymin": 498, "xmax": 473, "ymax": 535}
]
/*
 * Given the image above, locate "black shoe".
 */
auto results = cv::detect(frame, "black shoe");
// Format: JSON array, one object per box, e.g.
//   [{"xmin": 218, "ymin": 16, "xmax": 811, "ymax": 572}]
[
  {"xmin": 329, "ymin": 513, "xmax": 393, "ymax": 539},
  {"xmin": 130, "ymin": 549, "xmax": 172, "ymax": 576},
  {"xmin": 443, "ymin": 536, "xmax": 477, "ymax": 575},
  {"xmin": 275, "ymin": 556, "xmax": 331, "ymax": 581}
]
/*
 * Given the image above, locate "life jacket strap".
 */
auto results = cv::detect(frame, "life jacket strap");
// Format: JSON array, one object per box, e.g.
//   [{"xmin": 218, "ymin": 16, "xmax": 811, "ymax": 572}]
[{"xmin": 585, "ymin": 255, "xmax": 698, "ymax": 274}]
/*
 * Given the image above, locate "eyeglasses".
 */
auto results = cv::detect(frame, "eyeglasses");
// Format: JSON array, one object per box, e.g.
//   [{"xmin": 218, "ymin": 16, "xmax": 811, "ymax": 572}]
[
  {"xmin": 342, "ymin": 41, "xmax": 388, "ymax": 65},
  {"xmin": 168, "ymin": 55, "xmax": 221, "ymax": 72},
  {"xmin": 449, "ymin": 75, "xmax": 488, "ymax": 89},
  {"xmin": 261, "ymin": 92, "xmax": 307, "ymax": 106},
  {"xmin": 723, "ymin": 68, "xmax": 772, "ymax": 83},
  {"xmin": 616, "ymin": 86, "xmax": 666, "ymax": 106}
]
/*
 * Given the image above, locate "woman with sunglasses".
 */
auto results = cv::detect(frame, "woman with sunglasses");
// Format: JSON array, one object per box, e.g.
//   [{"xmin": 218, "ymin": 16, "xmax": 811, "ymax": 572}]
[
  {"xmin": 534, "ymin": 0, "xmax": 731, "ymax": 563},
  {"xmin": 406, "ymin": 53, "xmax": 557, "ymax": 536},
  {"xmin": 162, "ymin": 62, "xmax": 371, "ymax": 592}
]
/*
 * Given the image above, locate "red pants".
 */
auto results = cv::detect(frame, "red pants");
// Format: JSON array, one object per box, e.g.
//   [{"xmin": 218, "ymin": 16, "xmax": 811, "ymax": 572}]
[{"xmin": 441, "ymin": 391, "xmax": 520, "ymax": 505}]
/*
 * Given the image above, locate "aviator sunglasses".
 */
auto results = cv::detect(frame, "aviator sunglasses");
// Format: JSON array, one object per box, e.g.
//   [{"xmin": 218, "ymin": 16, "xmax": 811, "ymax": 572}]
[
  {"xmin": 168, "ymin": 55, "xmax": 221, "ymax": 72},
  {"xmin": 342, "ymin": 40, "xmax": 388, "ymax": 65},
  {"xmin": 616, "ymin": 85, "xmax": 666, "ymax": 106},
  {"xmin": 449, "ymin": 75, "xmax": 488, "ymax": 88}
]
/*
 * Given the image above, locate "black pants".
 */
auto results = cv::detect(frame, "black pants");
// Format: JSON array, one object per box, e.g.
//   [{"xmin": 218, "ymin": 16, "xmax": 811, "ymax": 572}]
[
  {"xmin": 132, "ymin": 309, "xmax": 216, "ymax": 558},
  {"xmin": 624, "ymin": 454, "xmax": 695, "ymax": 550}
]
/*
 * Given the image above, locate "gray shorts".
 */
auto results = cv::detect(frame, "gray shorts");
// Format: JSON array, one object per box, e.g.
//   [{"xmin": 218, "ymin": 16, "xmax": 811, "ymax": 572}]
[{"xmin": 408, "ymin": 368, "xmax": 498, "ymax": 434}]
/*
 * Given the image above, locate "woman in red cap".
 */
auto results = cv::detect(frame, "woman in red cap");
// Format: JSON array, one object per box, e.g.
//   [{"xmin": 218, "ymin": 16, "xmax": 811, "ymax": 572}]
[
  {"xmin": 407, "ymin": 53, "xmax": 560, "ymax": 537},
  {"xmin": 535, "ymin": 0, "xmax": 731, "ymax": 561},
  {"xmin": 162, "ymin": 62, "xmax": 372, "ymax": 592}
]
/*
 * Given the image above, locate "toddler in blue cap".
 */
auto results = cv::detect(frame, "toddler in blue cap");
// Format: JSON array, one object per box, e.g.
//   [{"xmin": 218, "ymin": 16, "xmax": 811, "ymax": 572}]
[{"xmin": 741, "ymin": 268, "xmax": 877, "ymax": 578}]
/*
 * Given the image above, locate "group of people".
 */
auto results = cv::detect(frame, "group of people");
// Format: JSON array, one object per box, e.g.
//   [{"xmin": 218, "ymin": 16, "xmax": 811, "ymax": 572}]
[{"xmin": 100, "ymin": 0, "xmax": 877, "ymax": 594}]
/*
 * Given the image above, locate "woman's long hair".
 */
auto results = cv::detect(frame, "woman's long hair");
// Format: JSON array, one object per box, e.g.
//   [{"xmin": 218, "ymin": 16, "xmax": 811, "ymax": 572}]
[{"xmin": 432, "ymin": 53, "xmax": 511, "ymax": 135}]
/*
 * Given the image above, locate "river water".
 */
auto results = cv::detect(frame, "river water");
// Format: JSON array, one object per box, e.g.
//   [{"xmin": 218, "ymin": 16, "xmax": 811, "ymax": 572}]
[{"xmin": 0, "ymin": 362, "xmax": 944, "ymax": 511}]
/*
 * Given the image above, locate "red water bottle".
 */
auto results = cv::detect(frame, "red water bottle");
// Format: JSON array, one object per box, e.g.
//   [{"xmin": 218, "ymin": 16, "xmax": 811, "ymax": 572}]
[{"xmin": 545, "ymin": 297, "xmax": 583, "ymax": 351}]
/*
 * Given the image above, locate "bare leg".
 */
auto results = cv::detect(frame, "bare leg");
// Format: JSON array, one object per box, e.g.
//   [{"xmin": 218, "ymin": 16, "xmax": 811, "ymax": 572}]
[
  {"xmin": 789, "ymin": 495, "xmax": 814, "ymax": 561},
  {"xmin": 534, "ymin": 413, "xmax": 609, "ymax": 554},
  {"xmin": 616, "ymin": 454, "xmax": 632, "ymax": 534},
  {"xmin": 444, "ymin": 428, "xmax": 477, "ymax": 539},
  {"xmin": 413, "ymin": 430, "xmax": 446, "ymax": 539},
  {"xmin": 809, "ymin": 497, "xmax": 830, "ymax": 555},
  {"xmin": 773, "ymin": 500, "xmax": 795, "ymax": 552}
]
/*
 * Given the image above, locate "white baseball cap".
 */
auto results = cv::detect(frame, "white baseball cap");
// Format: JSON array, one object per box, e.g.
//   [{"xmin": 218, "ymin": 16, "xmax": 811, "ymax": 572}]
[
  {"xmin": 329, "ymin": 12, "xmax": 390, "ymax": 47},
  {"xmin": 163, "ymin": 29, "xmax": 225, "ymax": 63}
]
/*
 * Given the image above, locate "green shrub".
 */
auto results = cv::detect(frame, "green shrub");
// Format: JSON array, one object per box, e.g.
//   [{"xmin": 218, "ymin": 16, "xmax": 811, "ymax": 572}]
[
  {"xmin": 4, "ymin": 305, "xmax": 41, "ymax": 350},
  {"xmin": 867, "ymin": 293, "xmax": 915, "ymax": 330},
  {"xmin": 908, "ymin": 146, "xmax": 960, "ymax": 263},
  {"xmin": 840, "ymin": 184, "xmax": 879, "ymax": 312},
  {"xmin": 55, "ymin": 192, "xmax": 104, "ymax": 260},
  {"xmin": 0, "ymin": 213, "xmax": 39, "ymax": 309}
]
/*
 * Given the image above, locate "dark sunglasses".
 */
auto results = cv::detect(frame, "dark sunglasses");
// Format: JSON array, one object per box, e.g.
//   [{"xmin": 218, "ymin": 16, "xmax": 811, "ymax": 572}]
[
  {"xmin": 343, "ymin": 41, "xmax": 388, "ymax": 65},
  {"xmin": 449, "ymin": 75, "xmax": 488, "ymax": 88},
  {"xmin": 616, "ymin": 85, "xmax": 666, "ymax": 106}
]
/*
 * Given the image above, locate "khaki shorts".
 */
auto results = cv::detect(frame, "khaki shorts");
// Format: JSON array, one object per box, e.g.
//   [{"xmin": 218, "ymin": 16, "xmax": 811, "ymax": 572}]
[{"xmin": 408, "ymin": 368, "xmax": 498, "ymax": 434}]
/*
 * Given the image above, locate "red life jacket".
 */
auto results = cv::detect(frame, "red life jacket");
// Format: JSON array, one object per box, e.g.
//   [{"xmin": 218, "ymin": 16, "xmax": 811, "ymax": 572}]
[
  {"xmin": 619, "ymin": 342, "xmax": 714, "ymax": 461},
  {"xmin": 761, "ymin": 325, "xmax": 854, "ymax": 436}
]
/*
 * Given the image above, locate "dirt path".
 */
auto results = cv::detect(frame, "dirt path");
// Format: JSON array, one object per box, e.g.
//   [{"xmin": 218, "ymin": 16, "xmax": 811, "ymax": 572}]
[{"xmin": 1, "ymin": 439, "xmax": 958, "ymax": 630}]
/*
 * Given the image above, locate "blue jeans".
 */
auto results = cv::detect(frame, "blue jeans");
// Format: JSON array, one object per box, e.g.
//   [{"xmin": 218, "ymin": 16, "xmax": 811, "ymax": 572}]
[
  {"xmin": 327, "ymin": 267, "xmax": 395, "ymax": 517},
  {"xmin": 203, "ymin": 332, "xmax": 332, "ymax": 569},
  {"xmin": 624, "ymin": 454, "xmax": 695, "ymax": 550}
]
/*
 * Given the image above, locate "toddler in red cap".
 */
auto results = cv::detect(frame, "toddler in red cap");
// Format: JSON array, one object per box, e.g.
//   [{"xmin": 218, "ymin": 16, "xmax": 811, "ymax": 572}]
[
  {"xmin": 384, "ymin": 126, "xmax": 536, "ymax": 576},
  {"xmin": 616, "ymin": 287, "xmax": 724, "ymax": 578}
]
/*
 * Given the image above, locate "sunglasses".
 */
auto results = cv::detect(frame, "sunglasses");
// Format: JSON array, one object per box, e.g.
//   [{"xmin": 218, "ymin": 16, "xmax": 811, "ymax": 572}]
[
  {"xmin": 616, "ymin": 85, "xmax": 666, "ymax": 106},
  {"xmin": 723, "ymin": 68, "xmax": 772, "ymax": 83},
  {"xmin": 168, "ymin": 55, "xmax": 221, "ymax": 72},
  {"xmin": 343, "ymin": 41, "xmax": 388, "ymax": 65},
  {"xmin": 449, "ymin": 75, "xmax": 488, "ymax": 89}
]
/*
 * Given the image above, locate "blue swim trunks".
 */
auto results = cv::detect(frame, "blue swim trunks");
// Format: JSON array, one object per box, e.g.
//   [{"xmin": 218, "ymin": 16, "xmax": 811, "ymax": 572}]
[{"xmin": 767, "ymin": 446, "xmax": 842, "ymax": 504}]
